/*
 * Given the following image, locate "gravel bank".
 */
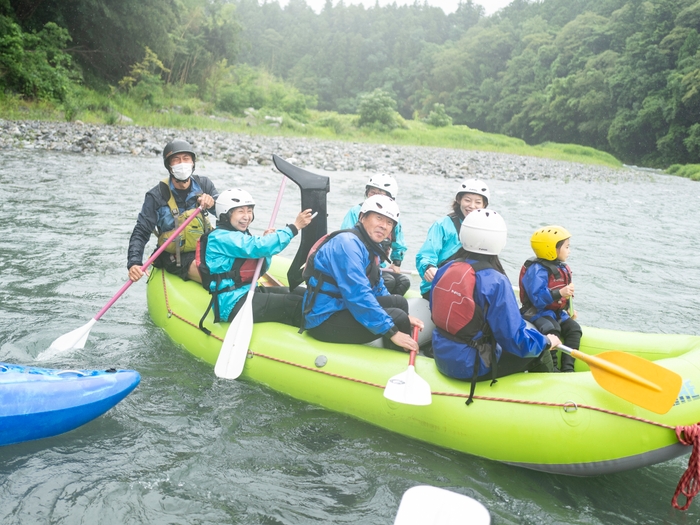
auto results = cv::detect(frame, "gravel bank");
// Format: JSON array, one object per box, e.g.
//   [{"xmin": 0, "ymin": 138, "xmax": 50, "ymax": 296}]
[{"xmin": 0, "ymin": 119, "xmax": 650, "ymax": 182}]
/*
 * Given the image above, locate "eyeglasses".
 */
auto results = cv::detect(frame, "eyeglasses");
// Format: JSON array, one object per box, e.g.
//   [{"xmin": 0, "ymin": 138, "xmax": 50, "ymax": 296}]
[{"xmin": 367, "ymin": 188, "xmax": 389, "ymax": 197}]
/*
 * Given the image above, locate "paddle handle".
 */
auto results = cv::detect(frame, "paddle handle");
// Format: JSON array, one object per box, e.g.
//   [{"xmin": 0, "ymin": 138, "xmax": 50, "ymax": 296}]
[
  {"xmin": 94, "ymin": 206, "xmax": 205, "ymax": 321},
  {"xmin": 381, "ymin": 268, "xmax": 419, "ymax": 276},
  {"xmin": 408, "ymin": 326, "xmax": 420, "ymax": 366},
  {"xmin": 243, "ymin": 177, "xmax": 288, "ymax": 300},
  {"xmin": 558, "ymin": 345, "xmax": 662, "ymax": 392}
]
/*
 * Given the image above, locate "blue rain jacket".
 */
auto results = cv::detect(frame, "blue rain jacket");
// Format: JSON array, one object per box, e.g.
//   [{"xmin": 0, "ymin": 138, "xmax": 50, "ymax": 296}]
[
  {"xmin": 431, "ymin": 260, "xmax": 548, "ymax": 380},
  {"xmin": 302, "ymin": 231, "xmax": 393, "ymax": 335},
  {"xmin": 520, "ymin": 261, "xmax": 571, "ymax": 323}
]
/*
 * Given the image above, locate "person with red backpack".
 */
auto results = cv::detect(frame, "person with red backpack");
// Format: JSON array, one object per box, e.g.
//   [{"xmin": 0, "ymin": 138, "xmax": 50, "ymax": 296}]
[
  {"xmin": 301, "ymin": 194, "xmax": 423, "ymax": 351},
  {"xmin": 519, "ymin": 226, "xmax": 581, "ymax": 372},
  {"xmin": 430, "ymin": 209, "xmax": 558, "ymax": 404},
  {"xmin": 195, "ymin": 188, "xmax": 314, "ymax": 329}
]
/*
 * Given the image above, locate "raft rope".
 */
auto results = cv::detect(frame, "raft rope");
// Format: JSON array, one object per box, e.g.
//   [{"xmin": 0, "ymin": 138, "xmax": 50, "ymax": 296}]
[
  {"xmin": 160, "ymin": 271, "xmax": 700, "ymax": 511},
  {"xmin": 672, "ymin": 425, "xmax": 700, "ymax": 510}
]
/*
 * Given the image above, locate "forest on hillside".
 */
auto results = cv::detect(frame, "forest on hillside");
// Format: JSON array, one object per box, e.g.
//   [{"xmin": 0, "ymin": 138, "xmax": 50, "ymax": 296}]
[{"xmin": 4, "ymin": 0, "xmax": 700, "ymax": 167}]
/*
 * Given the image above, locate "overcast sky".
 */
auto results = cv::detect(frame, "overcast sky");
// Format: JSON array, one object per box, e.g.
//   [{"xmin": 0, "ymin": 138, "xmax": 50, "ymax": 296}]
[{"xmin": 279, "ymin": 0, "xmax": 514, "ymax": 15}]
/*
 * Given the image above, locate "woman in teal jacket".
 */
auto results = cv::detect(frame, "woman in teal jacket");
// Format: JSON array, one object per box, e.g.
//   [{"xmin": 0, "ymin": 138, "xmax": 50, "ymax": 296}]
[
  {"xmin": 199, "ymin": 188, "xmax": 313, "ymax": 326},
  {"xmin": 416, "ymin": 179, "xmax": 490, "ymax": 299}
]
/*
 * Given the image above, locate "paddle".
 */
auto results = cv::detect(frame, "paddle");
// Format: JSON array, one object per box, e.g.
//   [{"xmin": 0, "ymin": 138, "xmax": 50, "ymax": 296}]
[
  {"xmin": 384, "ymin": 326, "xmax": 432, "ymax": 406},
  {"xmin": 558, "ymin": 344, "xmax": 682, "ymax": 414},
  {"xmin": 381, "ymin": 268, "xmax": 420, "ymax": 276},
  {"xmin": 393, "ymin": 485, "xmax": 491, "ymax": 525},
  {"xmin": 43, "ymin": 206, "xmax": 206, "ymax": 358},
  {"xmin": 214, "ymin": 177, "xmax": 287, "ymax": 380}
]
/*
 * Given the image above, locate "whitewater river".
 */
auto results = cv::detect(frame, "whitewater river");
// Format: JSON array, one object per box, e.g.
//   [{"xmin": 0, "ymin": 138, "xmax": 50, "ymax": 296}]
[{"xmin": 1, "ymin": 149, "xmax": 699, "ymax": 524}]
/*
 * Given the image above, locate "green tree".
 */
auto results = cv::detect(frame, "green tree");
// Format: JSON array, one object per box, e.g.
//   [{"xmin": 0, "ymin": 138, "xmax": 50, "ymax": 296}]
[
  {"xmin": 357, "ymin": 88, "xmax": 401, "ymax": 129},
  {"xmin": 118, "ymin": 46, "xmax": 170, "ymax": 107},
  {"xmin": 424, "ymin": 103, "xmax": 452, "ymax": 127},
  {"xmin": 0, "ymin": 13, "xmax": 74, "ymax": 101}
]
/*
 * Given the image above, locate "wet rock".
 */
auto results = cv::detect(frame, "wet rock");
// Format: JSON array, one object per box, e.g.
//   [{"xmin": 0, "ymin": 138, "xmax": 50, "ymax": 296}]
[
  {"xmin": 227, "ymin": 155, "xmax": 248, "ymax": 166},
  {"xmin": 0, "ymin": 118, "xmax": 646, "ymax": 184}
]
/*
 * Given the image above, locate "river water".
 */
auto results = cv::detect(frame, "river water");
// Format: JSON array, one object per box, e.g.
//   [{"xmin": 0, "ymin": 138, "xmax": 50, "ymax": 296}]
[{"xmin": 1, "ymin": 149, "xmax": 699, "ymax": 524}]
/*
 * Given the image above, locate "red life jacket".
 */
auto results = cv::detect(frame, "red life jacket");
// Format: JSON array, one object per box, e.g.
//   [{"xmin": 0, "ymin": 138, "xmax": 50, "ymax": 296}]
[
  {"xmin": 518, "ymin": 257, "xmax": 572, "ymax": 313},
  {"xmin": 431, "ymin": 258, "xmax": 496, "ymax": 405},
  {"xmin": 431, "ymin": 259, "xmax": 492, "ymax": 344},
  {"xmin": 195, "ymin": 231, "xmax": 268, "ymax": 326}
]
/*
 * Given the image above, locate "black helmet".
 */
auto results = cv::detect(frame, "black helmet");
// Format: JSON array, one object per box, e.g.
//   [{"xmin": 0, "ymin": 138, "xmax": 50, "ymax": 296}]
[{"xmin": 162, "ymin": 139, "xmax": 197, "ymax": 171}]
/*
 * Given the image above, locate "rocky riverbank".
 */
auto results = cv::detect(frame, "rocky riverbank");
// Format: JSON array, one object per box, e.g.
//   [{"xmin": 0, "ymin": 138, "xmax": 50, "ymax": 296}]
[{"xmin": 1, "ymin": 119, "xmax": 651, "ymax": 182}]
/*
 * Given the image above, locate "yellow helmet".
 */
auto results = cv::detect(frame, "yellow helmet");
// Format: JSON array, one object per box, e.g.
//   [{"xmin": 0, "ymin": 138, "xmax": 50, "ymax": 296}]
[{"xmin": 530, "ymin": 225, "xmax": 571, "ymax": 260}]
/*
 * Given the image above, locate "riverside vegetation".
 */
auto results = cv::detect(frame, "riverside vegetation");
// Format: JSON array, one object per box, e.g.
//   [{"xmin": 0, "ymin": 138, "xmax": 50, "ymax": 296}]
[{"xmin": 2, "ymin": 0, "xmax": 700, "ymax": 178}]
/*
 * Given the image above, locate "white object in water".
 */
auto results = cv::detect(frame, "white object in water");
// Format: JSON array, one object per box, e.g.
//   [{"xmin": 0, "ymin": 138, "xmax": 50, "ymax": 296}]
[{"xmin": 393, "ymin": 485, "xmax": 490, "ymax": 525}]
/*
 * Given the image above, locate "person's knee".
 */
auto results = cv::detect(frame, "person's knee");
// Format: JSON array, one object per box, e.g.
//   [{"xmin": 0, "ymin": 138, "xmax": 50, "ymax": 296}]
[
  {"xmin": 382, "ymin": 272, "xmax": 397, "ymax": 291},
  {"xmin": 534, "ymin": 317, "xmax": 560, "ymax": 336},
  {"xmin": 393, "ymin": 274, "xmax": 411, "ymax": 296},
  {"xmin": 284, "ymin": 293, "xmax": 304, "ymax": 327},
  {"xmin": 187, "ymin": 261, "xmax": 202, "ymax": 283},
  {"xmin": 386, "ymin": 308, "xmax": 411, "ymax": 334}
]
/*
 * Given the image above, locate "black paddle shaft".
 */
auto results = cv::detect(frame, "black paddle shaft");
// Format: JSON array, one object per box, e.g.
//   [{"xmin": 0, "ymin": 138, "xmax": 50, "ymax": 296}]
[{"xmin": 272, "ymin": 155, "xmax": 330, "ymax": 290}]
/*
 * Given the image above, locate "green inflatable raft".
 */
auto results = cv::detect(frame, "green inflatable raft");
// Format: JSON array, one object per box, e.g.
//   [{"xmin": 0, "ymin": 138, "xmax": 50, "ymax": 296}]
[{"xmin": 147, "ymin": 260, "xmax": 700, "ymax": 476}]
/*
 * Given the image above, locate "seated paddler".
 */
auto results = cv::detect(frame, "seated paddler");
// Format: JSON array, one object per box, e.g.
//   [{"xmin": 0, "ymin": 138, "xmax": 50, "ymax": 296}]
[
  {"xmin": 430, "ymin": 209, "xmax": 559, "ymax": 404},
  {"xmin": 301, "ymin": 194, "xmax": 423, "ymax": 351},
  {"xmin": 128, "ymin": 139, "xmax": 218, "ymax": 283},
  {"xmin": 196, "ymin": 188, "xmax": 314, "ymax": 329},
  {"xmin": 340, "ymin": 174, "xmax": 410, "ymax": 296}
]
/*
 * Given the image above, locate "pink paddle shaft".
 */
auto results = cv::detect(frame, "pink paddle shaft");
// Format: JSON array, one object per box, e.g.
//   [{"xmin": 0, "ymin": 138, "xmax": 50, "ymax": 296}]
[
  {"xmin": 244, "ymin": 177, "xmax": 288, "ymax": 300},
  {"xmin": 408, "ymin": 326, "xmax": 420, "ymax": 366},
  {"xmin": 93, "ymin": 206, "xmax": 205, "ymax": 321}
]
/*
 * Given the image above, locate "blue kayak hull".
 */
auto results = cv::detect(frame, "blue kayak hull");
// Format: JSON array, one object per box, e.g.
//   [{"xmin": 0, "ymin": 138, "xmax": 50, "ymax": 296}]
[{"xmin": 0, "ymin": 363, "xmax": 140, "ymax": 446}]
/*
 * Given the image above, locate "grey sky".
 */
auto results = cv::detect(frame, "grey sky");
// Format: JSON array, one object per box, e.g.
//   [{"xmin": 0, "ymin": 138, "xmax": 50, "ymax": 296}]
[{"xmin": 280, "ymin": 0, "xmax": 513, "ymax": 15}]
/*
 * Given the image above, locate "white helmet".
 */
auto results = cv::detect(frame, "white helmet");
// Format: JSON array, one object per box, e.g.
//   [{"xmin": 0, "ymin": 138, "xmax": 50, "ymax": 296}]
[
  {"xmin": 459, "ymin": 209, "xmax": 507, "ymax": 255},
  {"xmin": 366, "ymin": 173, "xmax": 398, "ymax": 199},
  {"xmin": 216, "ymin": 189, "xmax": 256, "ymax": 220},
  {"xmin": 456, "ymin": 178, "xmax": 490, "ymax": 206},
  {"xmin": 359, "ymin": 194, "xmax": 400, "ymax": 224}
]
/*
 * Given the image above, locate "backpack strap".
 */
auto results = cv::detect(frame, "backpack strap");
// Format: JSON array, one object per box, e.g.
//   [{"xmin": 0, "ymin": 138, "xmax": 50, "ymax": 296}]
[
  {"xmin": 159, "ymin": 179, "xmax": 183, "ymax": 266},
  {"xmin": 448, "ymin": 212, "xmax": 462, "ymax": 236}
]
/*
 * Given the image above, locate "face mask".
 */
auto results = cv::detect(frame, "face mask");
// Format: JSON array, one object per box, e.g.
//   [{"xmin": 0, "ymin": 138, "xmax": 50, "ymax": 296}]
[{"xmin": 170, "ymin": 162, "xmax": 194, "ymax": 181}]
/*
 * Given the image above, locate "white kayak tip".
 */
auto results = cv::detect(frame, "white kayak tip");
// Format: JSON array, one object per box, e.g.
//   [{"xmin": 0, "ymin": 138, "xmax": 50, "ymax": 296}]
[{"xmin": 394, "ymin": 485, "xmax": 490, "ymax": 525}]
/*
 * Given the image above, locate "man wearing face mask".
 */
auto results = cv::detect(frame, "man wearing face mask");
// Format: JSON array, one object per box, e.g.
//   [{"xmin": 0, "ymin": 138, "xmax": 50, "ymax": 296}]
[{"xmin": 127, "ymin": 139, "xmax": 218, "ymax": 283}]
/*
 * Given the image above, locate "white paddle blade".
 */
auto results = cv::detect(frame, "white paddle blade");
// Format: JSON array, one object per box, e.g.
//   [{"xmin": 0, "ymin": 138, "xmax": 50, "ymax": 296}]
[
  {"xmin": 394, "ymin": 485, "xmax": 490, "ymax": 525},
  {"xmin": 384, "ymin": 365, "xmax": 432, "ymax": 406},
  {"xmin": 39, "ymin": 318, "xmax": 97, "ymax": 360},
  {"xmin": 214, "ymin": 298, "xmax": 254, "ymax": 380}
]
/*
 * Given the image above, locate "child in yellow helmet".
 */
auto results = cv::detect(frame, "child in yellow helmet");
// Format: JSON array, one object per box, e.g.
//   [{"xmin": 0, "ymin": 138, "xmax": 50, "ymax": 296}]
[{"xmin": 518, "ymin": 226, "xmax": 582, "ymax": 372}]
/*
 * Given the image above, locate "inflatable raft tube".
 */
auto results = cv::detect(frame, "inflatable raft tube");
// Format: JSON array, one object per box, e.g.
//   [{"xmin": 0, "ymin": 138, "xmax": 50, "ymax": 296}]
[{"xmin": 147, "ymin": 262, "xmax": 700, "ymax": 476}]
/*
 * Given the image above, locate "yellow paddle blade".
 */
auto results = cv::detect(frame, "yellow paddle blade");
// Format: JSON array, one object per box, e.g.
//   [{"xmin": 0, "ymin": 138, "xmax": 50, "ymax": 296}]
[{"xmin": 571, "ymin": 349, "xmax": 683, "ymax": 414}]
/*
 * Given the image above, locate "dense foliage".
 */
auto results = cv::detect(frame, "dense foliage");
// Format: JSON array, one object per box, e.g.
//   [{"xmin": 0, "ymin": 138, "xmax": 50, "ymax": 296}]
[
  {"xmin": 1, "ymin": 0, "xmax": 74, "ymax": 101},
  {"xmin": 232, "ymin": 0, "xmax": 700, "ymax": 167},
  {"xmin": 4, "ymin": 0, "xmax": 700, "ymax": 167}
]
